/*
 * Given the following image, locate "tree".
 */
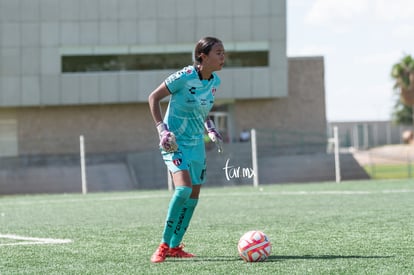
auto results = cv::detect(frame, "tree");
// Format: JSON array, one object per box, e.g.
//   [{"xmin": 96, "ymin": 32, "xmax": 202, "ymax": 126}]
[
  {"xmin": 392, "ymin": 98, "xmax": 413, "ymax": 125},
  {"xmin": 391, "ymin": 54, "xmax": 414, "ymax": 124}
]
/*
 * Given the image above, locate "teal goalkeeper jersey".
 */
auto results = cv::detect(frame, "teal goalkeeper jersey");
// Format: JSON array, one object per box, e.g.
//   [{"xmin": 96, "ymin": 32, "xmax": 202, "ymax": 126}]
[{"xmin": 164, "ymin": 65, "xmax": 221, "ymax": 146}]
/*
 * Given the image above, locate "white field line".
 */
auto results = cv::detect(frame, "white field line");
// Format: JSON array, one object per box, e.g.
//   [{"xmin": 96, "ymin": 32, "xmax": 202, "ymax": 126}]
[
  {"xmin": 0, "ymin": 189, "xmax": 413, "ymax": 207},
  {"xmin": 0, "ymin": 234, "xmax": 72, "ymax": 246},
  {"xmin": 256, "ymin": 189, "xmax": 414, "ymax": 196}
]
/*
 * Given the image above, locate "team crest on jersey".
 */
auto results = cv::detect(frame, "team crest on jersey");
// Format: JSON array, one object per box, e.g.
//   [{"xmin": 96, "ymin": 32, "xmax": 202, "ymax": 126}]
[
  {"xmin": 211, "ymin": 88, "xmax": 217, "ymax": 95},
  {"xmin": 173, "ymin": 158, "xmax": 182, "ymax": 167}
]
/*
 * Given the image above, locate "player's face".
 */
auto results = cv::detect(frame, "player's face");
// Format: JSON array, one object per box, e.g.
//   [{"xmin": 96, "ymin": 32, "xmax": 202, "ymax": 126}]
[{"xmin": 204, "ymin": 43, "xmax": 225, "ymax": 71}]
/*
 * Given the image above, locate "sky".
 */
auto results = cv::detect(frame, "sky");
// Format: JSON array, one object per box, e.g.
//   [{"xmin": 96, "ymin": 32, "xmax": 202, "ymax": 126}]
[{"xmin": 287, "ymin": 0, "xmax": 414, "ymax": 122}]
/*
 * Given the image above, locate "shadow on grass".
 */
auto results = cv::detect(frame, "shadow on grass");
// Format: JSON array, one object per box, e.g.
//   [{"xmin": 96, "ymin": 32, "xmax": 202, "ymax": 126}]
[
  {"xmin": 267, "ymin": 255, "xmax": 393, "ymax": 262},
  {"xmin": 170, "ymin": 256, "xmax": 240, "ymax": 262},
  {"xmin": 170, "ymin": 254, "xmax": 393, "ymax": 263}
]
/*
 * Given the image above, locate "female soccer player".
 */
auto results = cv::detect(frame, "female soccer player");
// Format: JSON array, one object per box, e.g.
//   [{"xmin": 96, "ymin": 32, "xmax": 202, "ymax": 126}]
[{"xmin": 148, "ymin": 37, "xmax": 225, "ymax": 263}]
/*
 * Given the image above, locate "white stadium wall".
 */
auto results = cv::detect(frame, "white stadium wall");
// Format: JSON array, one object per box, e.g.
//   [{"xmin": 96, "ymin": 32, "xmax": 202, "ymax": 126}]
[{"xmin": 0, "ymin": 0, "xmax": 287, "ymax": 107}]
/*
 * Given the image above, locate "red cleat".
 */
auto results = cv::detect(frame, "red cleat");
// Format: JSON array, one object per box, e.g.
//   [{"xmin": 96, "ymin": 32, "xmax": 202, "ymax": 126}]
[
  {"xmin": 150, "ymin": 243, "xmax": 169, "ymax": 263},
  {"xmin": 167, "ymin": 244, "xmax": 195, "ymax": 258}
]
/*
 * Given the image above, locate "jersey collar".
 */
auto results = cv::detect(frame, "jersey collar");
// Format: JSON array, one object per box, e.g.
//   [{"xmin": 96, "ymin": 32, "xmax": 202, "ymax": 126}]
[{"xmin": 195, "ymin": 66, "xmax": 214, "ymax": 81}]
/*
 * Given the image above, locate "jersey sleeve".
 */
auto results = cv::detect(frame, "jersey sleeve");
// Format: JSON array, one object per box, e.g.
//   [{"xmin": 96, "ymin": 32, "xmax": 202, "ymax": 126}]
[{"xmin": 164, "ymin": 67, "xmax": 192, "ymax": 94}]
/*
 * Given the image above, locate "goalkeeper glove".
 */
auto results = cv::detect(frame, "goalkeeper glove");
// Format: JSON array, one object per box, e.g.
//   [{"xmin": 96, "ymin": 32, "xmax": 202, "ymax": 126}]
[
  {"xmin": 205, "ymin": 119, "xmax": 223, "ymax": 153},
  {"xmin": 156, "ymin": 122, "xmax": 178, "ymax": 153}
]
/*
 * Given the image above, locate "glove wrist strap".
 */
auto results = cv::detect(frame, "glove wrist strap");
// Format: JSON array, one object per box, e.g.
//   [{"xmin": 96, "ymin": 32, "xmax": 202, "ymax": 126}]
[
  {"xmin": 156, "ymin": 122, "xmax": 168, "ymax": 136},
  {"xmin": 204, "ymin": 119, "xmax": 216, "ymax": 131}
]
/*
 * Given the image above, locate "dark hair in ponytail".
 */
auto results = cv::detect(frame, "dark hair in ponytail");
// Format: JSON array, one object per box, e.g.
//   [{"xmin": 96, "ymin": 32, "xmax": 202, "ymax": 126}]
[{"xmin": 193, "ymin": 37, "xmax": 222, "ymax": 65}]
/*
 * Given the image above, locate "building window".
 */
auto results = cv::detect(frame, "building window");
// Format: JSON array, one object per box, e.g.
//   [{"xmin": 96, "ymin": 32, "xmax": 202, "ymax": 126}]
[
  {"xmin": 61, "ymin": 51, "xmax": 268, "ymax": 73},
  {"xmin": 225, "ymin": 51, "xmax": 268, "ymax": 67}
]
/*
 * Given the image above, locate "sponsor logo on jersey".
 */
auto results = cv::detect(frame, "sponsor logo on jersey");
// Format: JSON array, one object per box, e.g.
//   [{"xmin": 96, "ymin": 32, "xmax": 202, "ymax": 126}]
[
  {"xmin": 189, "ymin": 87, "xmax": 196, "ymax": 94},
  {"xmin": 167, "ymin": 71, "xmax": 184, "ymax": 83}
]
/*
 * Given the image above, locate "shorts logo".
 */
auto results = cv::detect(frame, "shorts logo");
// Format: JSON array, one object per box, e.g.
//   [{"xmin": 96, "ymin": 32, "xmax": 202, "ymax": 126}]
[{"xmin": 173, "ymin": 158, "xmax": 182, "ymax": 166}]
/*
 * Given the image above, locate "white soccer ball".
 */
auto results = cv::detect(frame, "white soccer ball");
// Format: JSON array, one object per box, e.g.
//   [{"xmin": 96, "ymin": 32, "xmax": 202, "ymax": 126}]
[{"xmin": 238, "ymin": 230, "xmax": 271, "ymax": 262}]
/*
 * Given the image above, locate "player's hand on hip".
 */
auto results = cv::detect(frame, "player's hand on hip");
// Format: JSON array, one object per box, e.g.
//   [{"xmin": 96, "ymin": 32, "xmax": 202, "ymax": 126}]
[{"xmin": 156, "ymin": 123, "xmax": 178, "ymax": 153}]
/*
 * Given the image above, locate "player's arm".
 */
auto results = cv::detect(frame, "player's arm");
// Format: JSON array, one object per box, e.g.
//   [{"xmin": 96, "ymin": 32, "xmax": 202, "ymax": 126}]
[
  {"xmin": 204, "ymin": 118, "xmax": 223, "ymax": 153},
  {"xmin": 148, "ymin": 83, "xmax": 177, "ymax": 152},
  {"xmin": 148, "ymin": 82, "xmax": 170, "ymax": 125}
]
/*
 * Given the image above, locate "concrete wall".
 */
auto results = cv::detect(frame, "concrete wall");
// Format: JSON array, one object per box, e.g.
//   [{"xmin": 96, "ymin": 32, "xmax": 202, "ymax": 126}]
[
  {"xmin": 0, "ymin": 56, "xmax": 332, "ymax": 194},
  {"xmin": 0, "ymin": 143, "xmax": 369, "ymax": 194},
  {"xmin": 233, "ymin": 57, "xmax": 327, "ymax": 135},
  {"xmin": 16, "ymin": 104, "xmax": 156, "ymax": 154},
  {"xmin": 0, "ymin": 56, "xmax": 326, "ymax": 156},
  {"xmin": 0, "ymin": 0, "xmax": 287, "ymax": 106},
  {"xmin": 0, "ymin": 0, "xmax": 333, "ymax": 193}
]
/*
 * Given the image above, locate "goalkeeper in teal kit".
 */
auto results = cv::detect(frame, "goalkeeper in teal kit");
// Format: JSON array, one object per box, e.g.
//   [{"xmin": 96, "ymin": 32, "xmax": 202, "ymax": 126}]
[{"xmin": 148, "ymin": 37, "xmax": 225, "ymax": 263}]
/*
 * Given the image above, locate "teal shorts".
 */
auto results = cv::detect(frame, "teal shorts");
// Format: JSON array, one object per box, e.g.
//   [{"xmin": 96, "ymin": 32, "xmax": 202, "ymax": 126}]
[{"xmin": 161, "ymin": 142, "xmax": 206, "ymax": 185}]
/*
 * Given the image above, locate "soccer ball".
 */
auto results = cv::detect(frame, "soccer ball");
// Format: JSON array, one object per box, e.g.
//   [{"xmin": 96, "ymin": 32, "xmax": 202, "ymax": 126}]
[{"xmin": 238, "ymin": 230, "xmax": 271, "ymax": 262}]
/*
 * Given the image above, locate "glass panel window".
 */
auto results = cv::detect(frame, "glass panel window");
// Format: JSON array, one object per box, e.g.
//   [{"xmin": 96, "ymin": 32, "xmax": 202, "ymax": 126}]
[{"xmin": 61, "ymin": 51, "xmax": 268, "ymax": 73}]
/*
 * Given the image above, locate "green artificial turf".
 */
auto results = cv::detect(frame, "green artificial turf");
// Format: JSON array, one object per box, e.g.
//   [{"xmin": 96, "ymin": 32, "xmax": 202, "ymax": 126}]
[{"xmin": 1, "ymin": 179, "xmax": 413, "ymax": 274}]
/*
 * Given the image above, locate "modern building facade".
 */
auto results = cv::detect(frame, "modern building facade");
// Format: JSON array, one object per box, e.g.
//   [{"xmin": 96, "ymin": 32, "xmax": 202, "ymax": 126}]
[
  {"xmin": 0, "ymin": 0, "xmax": 328, "ymax": 192},
  {"xmin": 0, "ymin": 0, "xmax": 327, "ymax": 155}
]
